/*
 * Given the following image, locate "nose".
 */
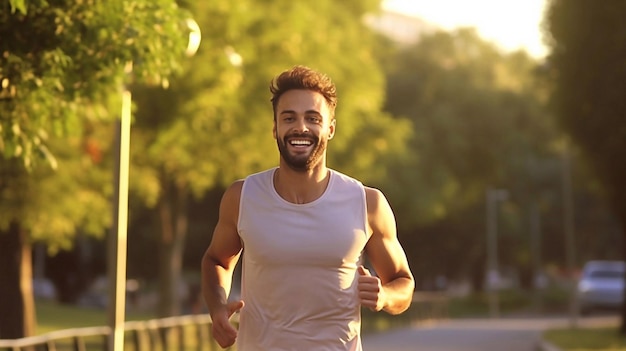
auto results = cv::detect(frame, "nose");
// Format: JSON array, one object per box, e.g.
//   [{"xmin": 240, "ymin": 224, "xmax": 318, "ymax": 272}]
[{"xmin": 293, "ymin": 117, "xmax": 309, "ymax": 133}]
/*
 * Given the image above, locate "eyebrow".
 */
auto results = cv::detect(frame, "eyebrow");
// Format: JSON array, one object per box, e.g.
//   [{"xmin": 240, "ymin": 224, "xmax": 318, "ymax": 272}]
[{"xmin": 279, "ymin": 109, "xmax": 322, "ymax": 116}]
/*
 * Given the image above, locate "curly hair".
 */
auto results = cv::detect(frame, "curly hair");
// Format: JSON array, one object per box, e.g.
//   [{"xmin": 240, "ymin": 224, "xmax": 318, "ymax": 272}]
[{"xmin": 270, "ymin": 65, "xmax": 337, "ymax": 120}]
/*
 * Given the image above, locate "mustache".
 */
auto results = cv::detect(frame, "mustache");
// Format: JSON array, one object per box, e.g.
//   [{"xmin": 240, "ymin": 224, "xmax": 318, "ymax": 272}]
[{"xmin": 285, "ymin": 133, "xmax": 317, "ymax": 141}]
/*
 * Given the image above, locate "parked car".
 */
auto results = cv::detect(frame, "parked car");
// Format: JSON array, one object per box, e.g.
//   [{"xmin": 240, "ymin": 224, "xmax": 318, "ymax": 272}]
[{"xmin": 577, "ymin": 260, "xmax": 625, "ymax": 315}]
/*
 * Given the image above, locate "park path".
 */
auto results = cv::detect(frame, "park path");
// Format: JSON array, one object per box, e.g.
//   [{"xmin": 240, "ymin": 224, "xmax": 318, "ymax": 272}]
[{"xmin": 362, "ymin": 315, "xmax": 619, "ymax": 351}]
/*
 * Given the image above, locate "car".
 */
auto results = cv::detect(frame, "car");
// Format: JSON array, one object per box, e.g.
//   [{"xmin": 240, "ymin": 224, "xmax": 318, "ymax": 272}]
[{"xmin": 577, "ymin": 260, "xmax": 625, "ymax": 315}]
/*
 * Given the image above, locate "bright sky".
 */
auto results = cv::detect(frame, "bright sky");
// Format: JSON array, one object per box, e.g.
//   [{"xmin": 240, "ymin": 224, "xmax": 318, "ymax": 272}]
[{"xmin": 383, "ymin": 0, "xmax": 549, "ymax": 58}]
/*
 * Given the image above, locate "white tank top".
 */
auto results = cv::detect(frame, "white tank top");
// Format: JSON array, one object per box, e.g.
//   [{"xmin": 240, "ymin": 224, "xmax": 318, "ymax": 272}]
[{"xmin": 237, "ymin": 168, "xmax": 369, "ymax": 351}]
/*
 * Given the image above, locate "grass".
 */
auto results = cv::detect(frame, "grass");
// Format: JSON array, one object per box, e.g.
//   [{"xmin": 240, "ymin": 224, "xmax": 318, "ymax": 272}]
[
  {"xmin": 36, "ymin": 299, "xmax": 155, "ymax": 334},
  {"xmin": 446, "ymin": 289, "xmax": 551, "ymax": 318},
  {"xmin": 544, "ymin": 327, "xmax": 626, "ymax": 351}
]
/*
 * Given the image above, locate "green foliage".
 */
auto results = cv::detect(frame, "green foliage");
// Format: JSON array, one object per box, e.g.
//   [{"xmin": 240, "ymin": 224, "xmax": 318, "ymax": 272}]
[
  {"xmin": 0, "ymin": 0, "xmax": 196, "ymax": 246},
  {"xmin": 545, "ymin": 0, "xmax": 626, "ymax": 225},
  {"xmin": 1, "ymin": 0, "xmax": 190, "ymax": 169},
  {"xmin": 375, "ymin": 28, "xmax": 572, "ymax": 290},
  {"xmin": 7, "ymin": 0, "xmax": 27, "ymax": 14},
  {"xmin": 382, "ymin": 28, "xmax": 558, "ymax": 229},
  {"xmin": 0, "ymin": 126, "xmax": 113, "ymax": 251}
]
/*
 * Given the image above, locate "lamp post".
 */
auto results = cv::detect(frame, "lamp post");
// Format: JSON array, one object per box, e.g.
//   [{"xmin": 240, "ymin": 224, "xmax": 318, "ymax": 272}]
[
  {"xmin": 107, "ymin": 19, "xmax": 201, "ymax": 351},
  {"xmin": 486, "ymin": 187, "xmax": 508, "ymax": 318},
  {"xmin": 529, "ymin": 201, "xmax": 544, "ymax": 313},
  {"xmin": 561, "ymin": 143, "xmax": 578, "ymax": 328},
  {"xmin": 107, "ymin": 60, "xmax": 132, "ymax": 351}
]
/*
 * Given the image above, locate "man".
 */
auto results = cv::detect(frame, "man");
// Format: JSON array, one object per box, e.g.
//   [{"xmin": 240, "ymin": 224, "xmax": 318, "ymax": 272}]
[{"xmin": 201, "ymin": 65, "xmax": 414, "ymax": 350}]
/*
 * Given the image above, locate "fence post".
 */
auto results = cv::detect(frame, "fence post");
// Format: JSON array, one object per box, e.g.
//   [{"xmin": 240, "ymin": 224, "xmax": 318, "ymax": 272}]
[{"xmin": 72, "ymin": 336, "xmax": 86, "ymax": 351}]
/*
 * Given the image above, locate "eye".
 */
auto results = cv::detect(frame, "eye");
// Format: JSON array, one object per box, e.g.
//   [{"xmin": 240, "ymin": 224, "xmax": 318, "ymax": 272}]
[{"xmin": 307, "ymin": 115, "xmax": 322, "ymax": 124}]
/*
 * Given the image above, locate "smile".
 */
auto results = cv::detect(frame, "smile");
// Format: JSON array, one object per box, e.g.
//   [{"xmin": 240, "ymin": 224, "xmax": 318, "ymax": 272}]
[{"xmin": 289, "ymin": 139, "xmax": 312, "ymax": 147}]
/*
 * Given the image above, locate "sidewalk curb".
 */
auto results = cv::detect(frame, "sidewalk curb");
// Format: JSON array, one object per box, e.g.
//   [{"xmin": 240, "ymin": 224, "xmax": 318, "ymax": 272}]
[{"xmin": 536, "ymin": 340, "xmax": 562, "ymax": 351}]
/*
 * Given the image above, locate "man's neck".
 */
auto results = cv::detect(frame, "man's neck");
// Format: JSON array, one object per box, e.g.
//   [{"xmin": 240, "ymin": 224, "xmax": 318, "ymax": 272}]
[{"xmin": 273, "ymin": 163, "xmax": 330, "ymax": 204}]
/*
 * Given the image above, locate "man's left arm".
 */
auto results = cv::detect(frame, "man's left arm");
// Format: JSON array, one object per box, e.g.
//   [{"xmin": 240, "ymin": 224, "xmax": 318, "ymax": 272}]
[{"xmin": 358, "ymin": 187, "xmax": 415, "ymax": 315}]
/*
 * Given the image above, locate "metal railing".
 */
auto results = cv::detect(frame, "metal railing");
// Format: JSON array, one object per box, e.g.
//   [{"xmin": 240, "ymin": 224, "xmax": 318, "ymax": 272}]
[
  {"xmin": 0, "ymin": 293, "xmax": 447, "ymax": 351},
  {"xmin": 0, "ymin": 326, "xmax": 110, "ymax": 351},
  {"xmin": 0, "ymin": 314, "xmax": 229, "ymax": 351},
  {"xmin": 409, "ymin": 292, "xmax": 449, "ymax": 323},
  {"xmin": 360, "ymin": 291, "xmax": 448, "ymax": 333}
]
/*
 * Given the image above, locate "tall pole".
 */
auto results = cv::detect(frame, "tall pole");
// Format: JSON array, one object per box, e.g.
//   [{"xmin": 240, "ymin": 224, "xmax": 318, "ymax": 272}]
[
  {"xmin": 486, "ymin": 189, "xmax": 498, "ymax": 318},
  {"xmin": 486, "ymin": 188, "xmax": 508, "ymax": 318},
  {"xmin": 108, "ymin": 62, "xmax": 132, "ymax": 351},
  {"xmin": 530, "ymin": 202, "xmax": 543, "ymax": 313},
  {"xmin": 106, "ymin": 21, "xmax": 202, "ymax": 351},
  {"xmin": 562, "ymin": 143, "xmax": 578, "ymax": 327}
]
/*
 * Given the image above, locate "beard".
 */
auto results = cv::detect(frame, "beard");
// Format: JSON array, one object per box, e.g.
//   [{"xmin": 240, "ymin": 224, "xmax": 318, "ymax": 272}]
[{"xmin": 277, "ymin": 133, "xmax": 328, "ymax": 172}]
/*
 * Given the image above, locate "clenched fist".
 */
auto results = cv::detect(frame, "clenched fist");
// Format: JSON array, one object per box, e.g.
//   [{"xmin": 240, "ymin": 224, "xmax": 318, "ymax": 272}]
[
  {"xmin": 211, "ymin": 300, "xmax": 244, "ymax": 348},
  {"xmin": 357, "ymin": 266, "xmax": 386, "ymax": 312}
]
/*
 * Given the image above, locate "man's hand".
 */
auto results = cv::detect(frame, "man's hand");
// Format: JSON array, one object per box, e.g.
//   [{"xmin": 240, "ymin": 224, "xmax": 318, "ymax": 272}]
[
  {"xmin": 211, "ymin": 300, "xmax": 244, "ymax": 348},
  {"xmin": 357, "ymin": 266, "xmax": 386, "ymax": 312}
]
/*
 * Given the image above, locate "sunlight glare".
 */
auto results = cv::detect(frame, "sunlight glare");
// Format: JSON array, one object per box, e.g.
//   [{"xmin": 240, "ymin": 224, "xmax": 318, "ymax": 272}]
[{"xmin": 382, "ymin": 0, "xmax": 548, "ymax": 58}]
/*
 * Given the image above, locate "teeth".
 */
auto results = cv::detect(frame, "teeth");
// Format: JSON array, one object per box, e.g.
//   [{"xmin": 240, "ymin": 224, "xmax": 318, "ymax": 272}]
[{"xmin": 290, "ymin": 140, "xmax": 311, "ymax": 146}]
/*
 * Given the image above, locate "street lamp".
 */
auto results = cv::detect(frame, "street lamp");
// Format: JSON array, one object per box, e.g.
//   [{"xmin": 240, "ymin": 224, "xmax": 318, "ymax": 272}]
[
  {"xmin": 561, "ymin": 143, "xmax": 578, "ymax": 327},
  {"xmin": 486, "ymin": 187, "xmax": 508, "ymax": 318},
  {"xmin": 185, "ymin": 18, "xmax": 201, "ymax": 57},
  {"xmin": 107, "ymin": 18, "xmax": 201, "ymax": 351}
]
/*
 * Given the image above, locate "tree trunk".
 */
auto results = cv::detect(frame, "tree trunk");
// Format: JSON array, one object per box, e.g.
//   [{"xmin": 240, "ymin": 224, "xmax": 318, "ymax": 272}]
[
  {"xmin": 157, "ymin": 181, "xmax": 189, "ymax": 317},
  {"xmin": 0, "ymin": 221, "xmax": 36, "ymax": 339}
]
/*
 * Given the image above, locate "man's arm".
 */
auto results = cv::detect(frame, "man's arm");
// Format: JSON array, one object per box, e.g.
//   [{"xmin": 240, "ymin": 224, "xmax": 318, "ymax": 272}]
[
  {"xmin": 201, "ymin": 180, "xmax": 245, "ymax": 348},
  {"xmin": 359, "ymin": 186, "xmax": 415, "ymax": 315}
]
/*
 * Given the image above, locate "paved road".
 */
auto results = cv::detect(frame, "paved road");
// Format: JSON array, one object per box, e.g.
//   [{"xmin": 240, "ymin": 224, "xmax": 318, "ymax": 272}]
[{"xmin": 362, "ymin": 315, "xmax": 619, "ymax": 351}]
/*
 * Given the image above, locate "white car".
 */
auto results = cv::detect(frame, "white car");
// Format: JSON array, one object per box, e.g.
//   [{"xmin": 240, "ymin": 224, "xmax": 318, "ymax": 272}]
[{"xmin": 577, "ymin": 260, "xmax": 625, "ymax": 315}]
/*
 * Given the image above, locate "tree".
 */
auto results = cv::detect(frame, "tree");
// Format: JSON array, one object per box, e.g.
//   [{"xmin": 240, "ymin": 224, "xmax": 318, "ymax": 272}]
[
  {"xmin": 129, "ymin": 0, "xmax": 411, "ymax": 316},
  {"xmin": 379, "ymin": 28, "xmax": 561, "ymax": 289},
  {"xmin": 545, "ymin": 0, "xmax": 626, "ymax": 331},
  {"xmin": 0, "ymin": 132, "xmax": 113, "ymax": 336},
  {"xmin": 0, "ymin": 0, "xmax": 190, "ymax": 338}
]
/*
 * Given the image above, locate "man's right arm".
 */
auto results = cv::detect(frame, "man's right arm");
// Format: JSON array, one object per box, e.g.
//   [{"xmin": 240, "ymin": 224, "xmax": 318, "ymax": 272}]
[{"xmin": 201, "ymin": 180, "xmax": 244, "ymax": 348}]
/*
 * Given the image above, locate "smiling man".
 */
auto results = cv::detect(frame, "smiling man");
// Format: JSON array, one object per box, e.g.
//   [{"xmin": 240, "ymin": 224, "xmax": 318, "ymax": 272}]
[{"xmin": 201, "ymin": 65, "xmax": 415, "ymax": 351}]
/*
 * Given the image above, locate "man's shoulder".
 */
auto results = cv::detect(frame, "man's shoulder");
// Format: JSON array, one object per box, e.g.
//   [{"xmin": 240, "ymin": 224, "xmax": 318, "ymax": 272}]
[
  {"xmin": 243, "ymin": 168, "xmax": 276, "ymax": 182},
  {"xmin": 238, "ymin": 168, "xmax": 276, "ymax": 201},
  {"xmin": 363, "ymin": 186, "xmax": 384, "ymax": 201},
  {"xmin": 330, "ymin": 168, "xmax": 363, "ymax": 187},
  {"xmin": 221, "ymin": 180, "xmax": 245, "ymax": 206},
  {"xmin": 222, "ymin": 169, "xmax": 272, "ymax": 213},
  {"xmin": 329, "ymin": 170, "xmax": 387, "ymax": 201}
]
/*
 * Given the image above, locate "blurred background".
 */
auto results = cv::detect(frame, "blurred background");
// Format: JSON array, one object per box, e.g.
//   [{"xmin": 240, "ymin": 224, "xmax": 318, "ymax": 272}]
[{"xmin": 1, "ymin": 0, "xmax": 624, "ymax": 342}]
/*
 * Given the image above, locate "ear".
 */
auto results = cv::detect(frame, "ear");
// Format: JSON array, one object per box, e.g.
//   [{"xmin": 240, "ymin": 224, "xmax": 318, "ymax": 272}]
[
  {"xmin": 272, "ymin": 120, "xmax": 277, "ymax": 139},
  {"xmin": 328, "ymin": 118, "xmax": 336, "ymax": 140}
]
